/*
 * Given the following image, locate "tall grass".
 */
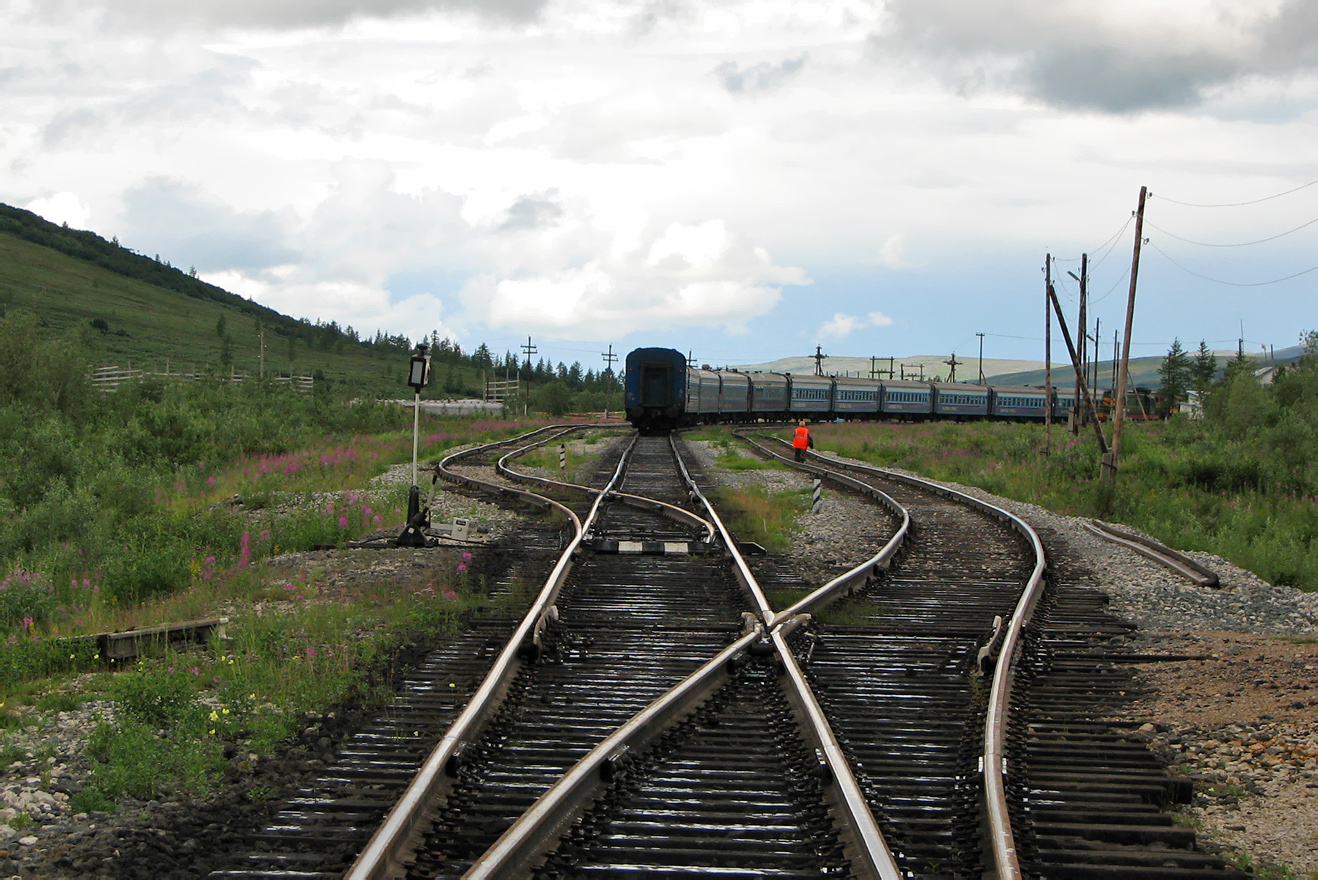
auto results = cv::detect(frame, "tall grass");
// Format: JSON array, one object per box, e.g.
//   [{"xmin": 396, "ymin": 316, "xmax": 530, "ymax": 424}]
[
  {"xmin": 710, "ymin": 484, "xmax": 811, "ymax": 553},
  {"xmin": 809, "ymin": 416, "xmax": 1318, "ymax": 591}
]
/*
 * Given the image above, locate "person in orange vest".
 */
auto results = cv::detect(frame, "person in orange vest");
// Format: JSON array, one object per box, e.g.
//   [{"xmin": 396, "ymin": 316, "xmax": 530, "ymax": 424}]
[{"xmin": 793, "ymin": 420, "xmax": 812, "ymax": 462}]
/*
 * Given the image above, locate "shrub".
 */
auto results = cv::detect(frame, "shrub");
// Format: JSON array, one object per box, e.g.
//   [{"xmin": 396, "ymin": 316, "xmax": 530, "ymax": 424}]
[{"xmin": 85, "ymin": 716, "xmax": 224, "ymax": 799}]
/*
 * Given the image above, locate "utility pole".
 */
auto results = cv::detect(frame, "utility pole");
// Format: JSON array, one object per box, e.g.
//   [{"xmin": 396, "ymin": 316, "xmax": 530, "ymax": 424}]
[
  {"xmin": 976, "ymin": 333, "xmax": 985, "ymax": 384},
  {"xmin": 601, "ymin": 344, "xmax": 618, "ymax": 421},
  {"xmin": 943, "ymin": 353, "xmax": 961, "ymax": 383},
  {"xmin": 1108, "ymin": 185, "xmax": 1148, "ymax": 484},
  {"xmin": 1067, "ymin": 254, "xmax": 1087, "ymax": 433},
  {"xmin": 812, "ymin": 345, "xmax": 828, "ymax": 376},
  {"xmin": 521, "ymin": 335, "xmax": 537, "ymax": 416},
  {"xmin": 1089, "ymin": 316, "xmax": 1101, "ymax": 424},
  {"xmin": 1045, "ymin": 256, "xmax": 1053, "ymax": 454}
]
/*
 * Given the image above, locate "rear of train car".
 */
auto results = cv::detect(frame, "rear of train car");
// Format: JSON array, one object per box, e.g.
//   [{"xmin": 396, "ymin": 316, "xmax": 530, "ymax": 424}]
[{"xmin": 624, "ymin": 347, "xmax": 688, "ymax": 431}]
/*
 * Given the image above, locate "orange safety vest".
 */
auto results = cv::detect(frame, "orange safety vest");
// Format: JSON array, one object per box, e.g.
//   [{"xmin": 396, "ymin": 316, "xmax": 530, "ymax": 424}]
[{"xmin": 793, "ymin": 425, "xmax": 810, "ymax": 449}]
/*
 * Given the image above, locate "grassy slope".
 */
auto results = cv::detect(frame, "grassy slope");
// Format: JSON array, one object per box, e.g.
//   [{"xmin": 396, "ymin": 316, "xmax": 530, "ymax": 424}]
[{"xmin": 0, "ymin": 226, "xmax": 469, "ymax": 398}]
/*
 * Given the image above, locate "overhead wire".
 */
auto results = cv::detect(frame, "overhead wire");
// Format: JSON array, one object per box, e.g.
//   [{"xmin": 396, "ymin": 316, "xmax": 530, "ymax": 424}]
[
  {"xmin": 1144, "ymin": 217, "xmax": 1318, "ymax": 248},
  {"xmin": 1145, "ymin": 239, "xmax": 1318, "ymax": 287},
  {"xmin": 1150, "ymin": 178, "xmax": 1318, "ymax": 208}
]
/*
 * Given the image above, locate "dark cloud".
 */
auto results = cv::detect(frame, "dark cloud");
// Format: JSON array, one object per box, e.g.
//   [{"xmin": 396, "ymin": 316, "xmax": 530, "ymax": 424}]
[
  {"xmin": 120, "ymin": 179, "xmax": 300, "ymax": 272},
  {"xmin": 1024, "ymin": 46, "xmax": 1237, "ymax": 113},
  {"xmin": 500, "ymin": 192, "xmax": 563, "ymax": 232},
  {"xmin": 874, "ymin": 0, "xmax": 1318, "ymax": 113},
  {"xmin": 714, "ymin": 55, "xmax": 807, "ymax": 95},
  {"xmin": 1257, "ymin": 0, "xmax": 1318, "ymax": 71},
  {"xmin": 73, "ymin": 0, "xmax": 545, "ymax": 30}
]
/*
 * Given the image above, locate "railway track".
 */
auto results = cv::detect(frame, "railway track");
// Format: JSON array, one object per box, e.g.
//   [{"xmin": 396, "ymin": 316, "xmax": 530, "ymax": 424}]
[
  {"xmin": 735, "ymin": 431, "xmax": 1249, "ymax": 880},
  {"xmin": 215, "ymin": 424, "xmax": 1245, "ymax": 879}
]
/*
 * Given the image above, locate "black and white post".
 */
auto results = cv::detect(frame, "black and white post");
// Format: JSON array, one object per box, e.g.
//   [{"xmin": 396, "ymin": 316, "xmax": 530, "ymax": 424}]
[
  {"xmin": 408, "ymin": 342, "xmax": 431, "ymax": 489},
  {"xmin": 812, "ymin": 478, "xmax": 822, "ymax": 514}
]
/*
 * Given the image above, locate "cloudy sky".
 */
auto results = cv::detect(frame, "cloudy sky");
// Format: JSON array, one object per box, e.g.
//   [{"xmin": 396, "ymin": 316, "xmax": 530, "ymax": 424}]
[{"xmin": 5, "ymin": 0, "xmax": 1317, "ymax": 371}]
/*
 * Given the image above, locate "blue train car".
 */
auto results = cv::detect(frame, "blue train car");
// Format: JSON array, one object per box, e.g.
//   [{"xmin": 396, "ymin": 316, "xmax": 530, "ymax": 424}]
[
  {"xmin": 749, "ymin": 373, "xmax": 790, "ymax": 417},
  {"xmin": 991, "ymin": 385, "xmax": 1049, "ymax": 420},
  {"xmin": 788, "ymin": 374, "xmax": 833, "ymax": 415},
  {"xmin": 623, "ymin": 347, "xmax": 1073, "ymax": 431},
  {"xmin": 1052, "ymin": 389, "xmax": 1077, "ymax": 422},
  {"xmin": 686, "ymin": 368, "xmax": 721, "ymax": 421},
  {"xmin": 881, "ymin": 380, "xmax": 933, "ymax": 418},
  {"xmin": 624, "ymin": 347, "xmax": 687, "ymax": 430},
  {"xmin": 831, "ymin": 377, "xmax": 881, "ymax": 418},
  {"xmin": 932, "ymin": 383, "xmax": 990, "ymax": 419},
  {"xmin": 719, "ymin": 372, "xmax": 751, "ymax": 419}
]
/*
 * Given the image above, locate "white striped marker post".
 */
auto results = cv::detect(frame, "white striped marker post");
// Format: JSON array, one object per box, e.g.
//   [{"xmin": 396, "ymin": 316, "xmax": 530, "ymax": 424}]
[{"xmin": 812, "ymin": 478, "xmax": 822, "ymax": 513}]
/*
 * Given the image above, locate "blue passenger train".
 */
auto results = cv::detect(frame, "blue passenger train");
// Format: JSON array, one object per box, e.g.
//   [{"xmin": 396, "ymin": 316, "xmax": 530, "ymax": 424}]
[{"xmin": 624, "ymin": 347, "xmax": 1075, "ymax": 431}]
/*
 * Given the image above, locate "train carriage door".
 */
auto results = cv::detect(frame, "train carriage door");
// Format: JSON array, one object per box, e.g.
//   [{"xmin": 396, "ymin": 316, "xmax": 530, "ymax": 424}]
[{"xmin": 642, "ymin": 364, "xmax": 671, "ymax": 406}]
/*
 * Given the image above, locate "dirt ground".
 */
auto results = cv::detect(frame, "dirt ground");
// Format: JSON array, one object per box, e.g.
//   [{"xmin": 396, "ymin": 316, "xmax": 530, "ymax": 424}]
[{"xmin": 1125, "ymin": 632, "xmax": 1318, "ymax": 876}]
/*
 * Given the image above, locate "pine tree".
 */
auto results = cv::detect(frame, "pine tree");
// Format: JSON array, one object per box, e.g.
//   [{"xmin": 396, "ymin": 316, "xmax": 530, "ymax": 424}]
[
  {"xmin": 1157, "ymin": 338, "xmax": 1191, "ymax": 415},
  {"xmin": 1191, "ymin": 340, "xmax": 1217, "ymax": 394}
]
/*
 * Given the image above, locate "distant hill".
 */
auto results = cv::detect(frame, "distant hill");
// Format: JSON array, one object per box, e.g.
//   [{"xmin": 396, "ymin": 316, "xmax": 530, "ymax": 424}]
[
  {"xmin": 732, "ymin": 354, "xmax": 1068, "ymax": 383},
  {"xmin": 0, "ymin": 204, "xmax": 429, "ymax": 397},
  {"xmin": 735, "ymin": 345, "xmax": 1303, "ymax": 390}
]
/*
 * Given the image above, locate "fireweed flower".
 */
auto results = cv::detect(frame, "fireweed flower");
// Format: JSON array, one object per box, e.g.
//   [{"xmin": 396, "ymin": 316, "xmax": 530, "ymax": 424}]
[{"xmin": 338, "ymin": 516, "xmax": 349, "ymax": 529}]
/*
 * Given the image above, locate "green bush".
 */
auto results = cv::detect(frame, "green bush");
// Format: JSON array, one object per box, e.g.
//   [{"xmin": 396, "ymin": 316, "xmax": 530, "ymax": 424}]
[
  {"xmin": 85, "ymin": 716, "xmax": 224, "ymax": 799},
  {"xmin": 110, "ymin": 662, "xmax": 207, "ymax": 732}
]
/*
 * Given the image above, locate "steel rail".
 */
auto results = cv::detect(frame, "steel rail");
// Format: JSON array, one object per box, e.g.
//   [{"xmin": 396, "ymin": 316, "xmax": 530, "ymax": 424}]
[
  {"xmin": 497, "ymin": 438, "xmax": 717, "ymax": 543},
  {"xmin": 756, "ymin": 434, "xmax": 1045, "ymax": 880},
  {"xmin": 463, "ymin": 624, "xmax": 767, "ymax": 879},
  {"xmin": 1084, "ymin": 519, "xmax": 1220, "ymax": 587},
  {"xmin": 730, "ymin": 429, "xmax": 910, "ymax": 627},
  {"xmin": 344, "ymin": 430, "xmax": 641, "ymax": 880},
  {"xmin": 462, "ymin": 433, "xmax": 901, "ymax": 879},
  {"xmin": 672, "ymin": 432, "xmax": 904, "ymax": 879}
]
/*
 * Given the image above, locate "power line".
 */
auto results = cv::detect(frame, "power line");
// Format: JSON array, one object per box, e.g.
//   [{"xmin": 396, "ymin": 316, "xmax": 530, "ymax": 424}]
[
  {"xmin": 1145, "ymin": 239, "xmax": 1318, "ymax": 287},
  {"xmin": 1145, "ymin": 216, "xmax": 1318, "ymax": 248},
  {"xmin": 1088, "ymin": 214, "xmax": 1134, "ymax": 272},
  {"xmin": 1088, "ymin": 265, "xmax": 1131, "ymax": 306},
  {"xmin": 1150, "ymin": 178, "xmax": 1318, "ymax": 208},
  {"xmin": 1050, "ymin": 214, "xmax": 1134, "ymax": 270}
]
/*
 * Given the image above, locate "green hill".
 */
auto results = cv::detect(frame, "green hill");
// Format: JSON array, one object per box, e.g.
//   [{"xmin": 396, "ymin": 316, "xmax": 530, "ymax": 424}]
[{"xmin": 0, "ymin": 204, "xmax": 441, "ymax": 397}]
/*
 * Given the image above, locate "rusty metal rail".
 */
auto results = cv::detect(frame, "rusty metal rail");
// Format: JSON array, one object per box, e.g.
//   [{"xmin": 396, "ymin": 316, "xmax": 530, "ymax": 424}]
[{"xmin": 1084, "ymin": 519, "xmax": 1220, "ymax": 587}]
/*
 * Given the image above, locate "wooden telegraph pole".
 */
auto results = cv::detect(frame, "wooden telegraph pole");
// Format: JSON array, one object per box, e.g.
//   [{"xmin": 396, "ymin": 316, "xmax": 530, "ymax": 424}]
[
  {"xmin": 1106, "ymin": 186, "xmax": 1148, "ymax": 484},
  {"xmin": 1044, "ymin": 256, "xmax": 1052, "ymax": 453}
]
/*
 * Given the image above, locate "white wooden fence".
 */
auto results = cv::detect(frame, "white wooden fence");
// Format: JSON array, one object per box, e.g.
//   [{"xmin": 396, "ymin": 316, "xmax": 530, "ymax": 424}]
[{"xmin": 89, "ymin": 365, "xmax": 314, "ymax": 393}]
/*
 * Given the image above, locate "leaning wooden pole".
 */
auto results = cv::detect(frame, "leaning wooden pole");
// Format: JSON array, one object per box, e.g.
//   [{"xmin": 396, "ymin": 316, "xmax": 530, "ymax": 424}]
[
  {"xmin": 1107, "ymin": 185, "xmax": 1147, "ymax": 483},
  {"xmin": 1046, "ymin": 282, "xmax": 1109, "ymax": 455}
]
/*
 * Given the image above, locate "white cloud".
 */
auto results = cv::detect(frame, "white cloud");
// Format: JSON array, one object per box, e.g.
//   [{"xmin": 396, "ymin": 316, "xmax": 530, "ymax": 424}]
[
  {"xmin": 2, "ymin": 0, "xmax": 1315, "ymax": 368},
  {"xmin": 475, "ymin": 218, "xmax": 808, "ymax": 339},
  {"xmin": 818, "ymin": 310, "xmax": 895, "ymax": 340},
  {"xmin": 25, "ymin": 192, "xmax": 91, "ymax": 229}
]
